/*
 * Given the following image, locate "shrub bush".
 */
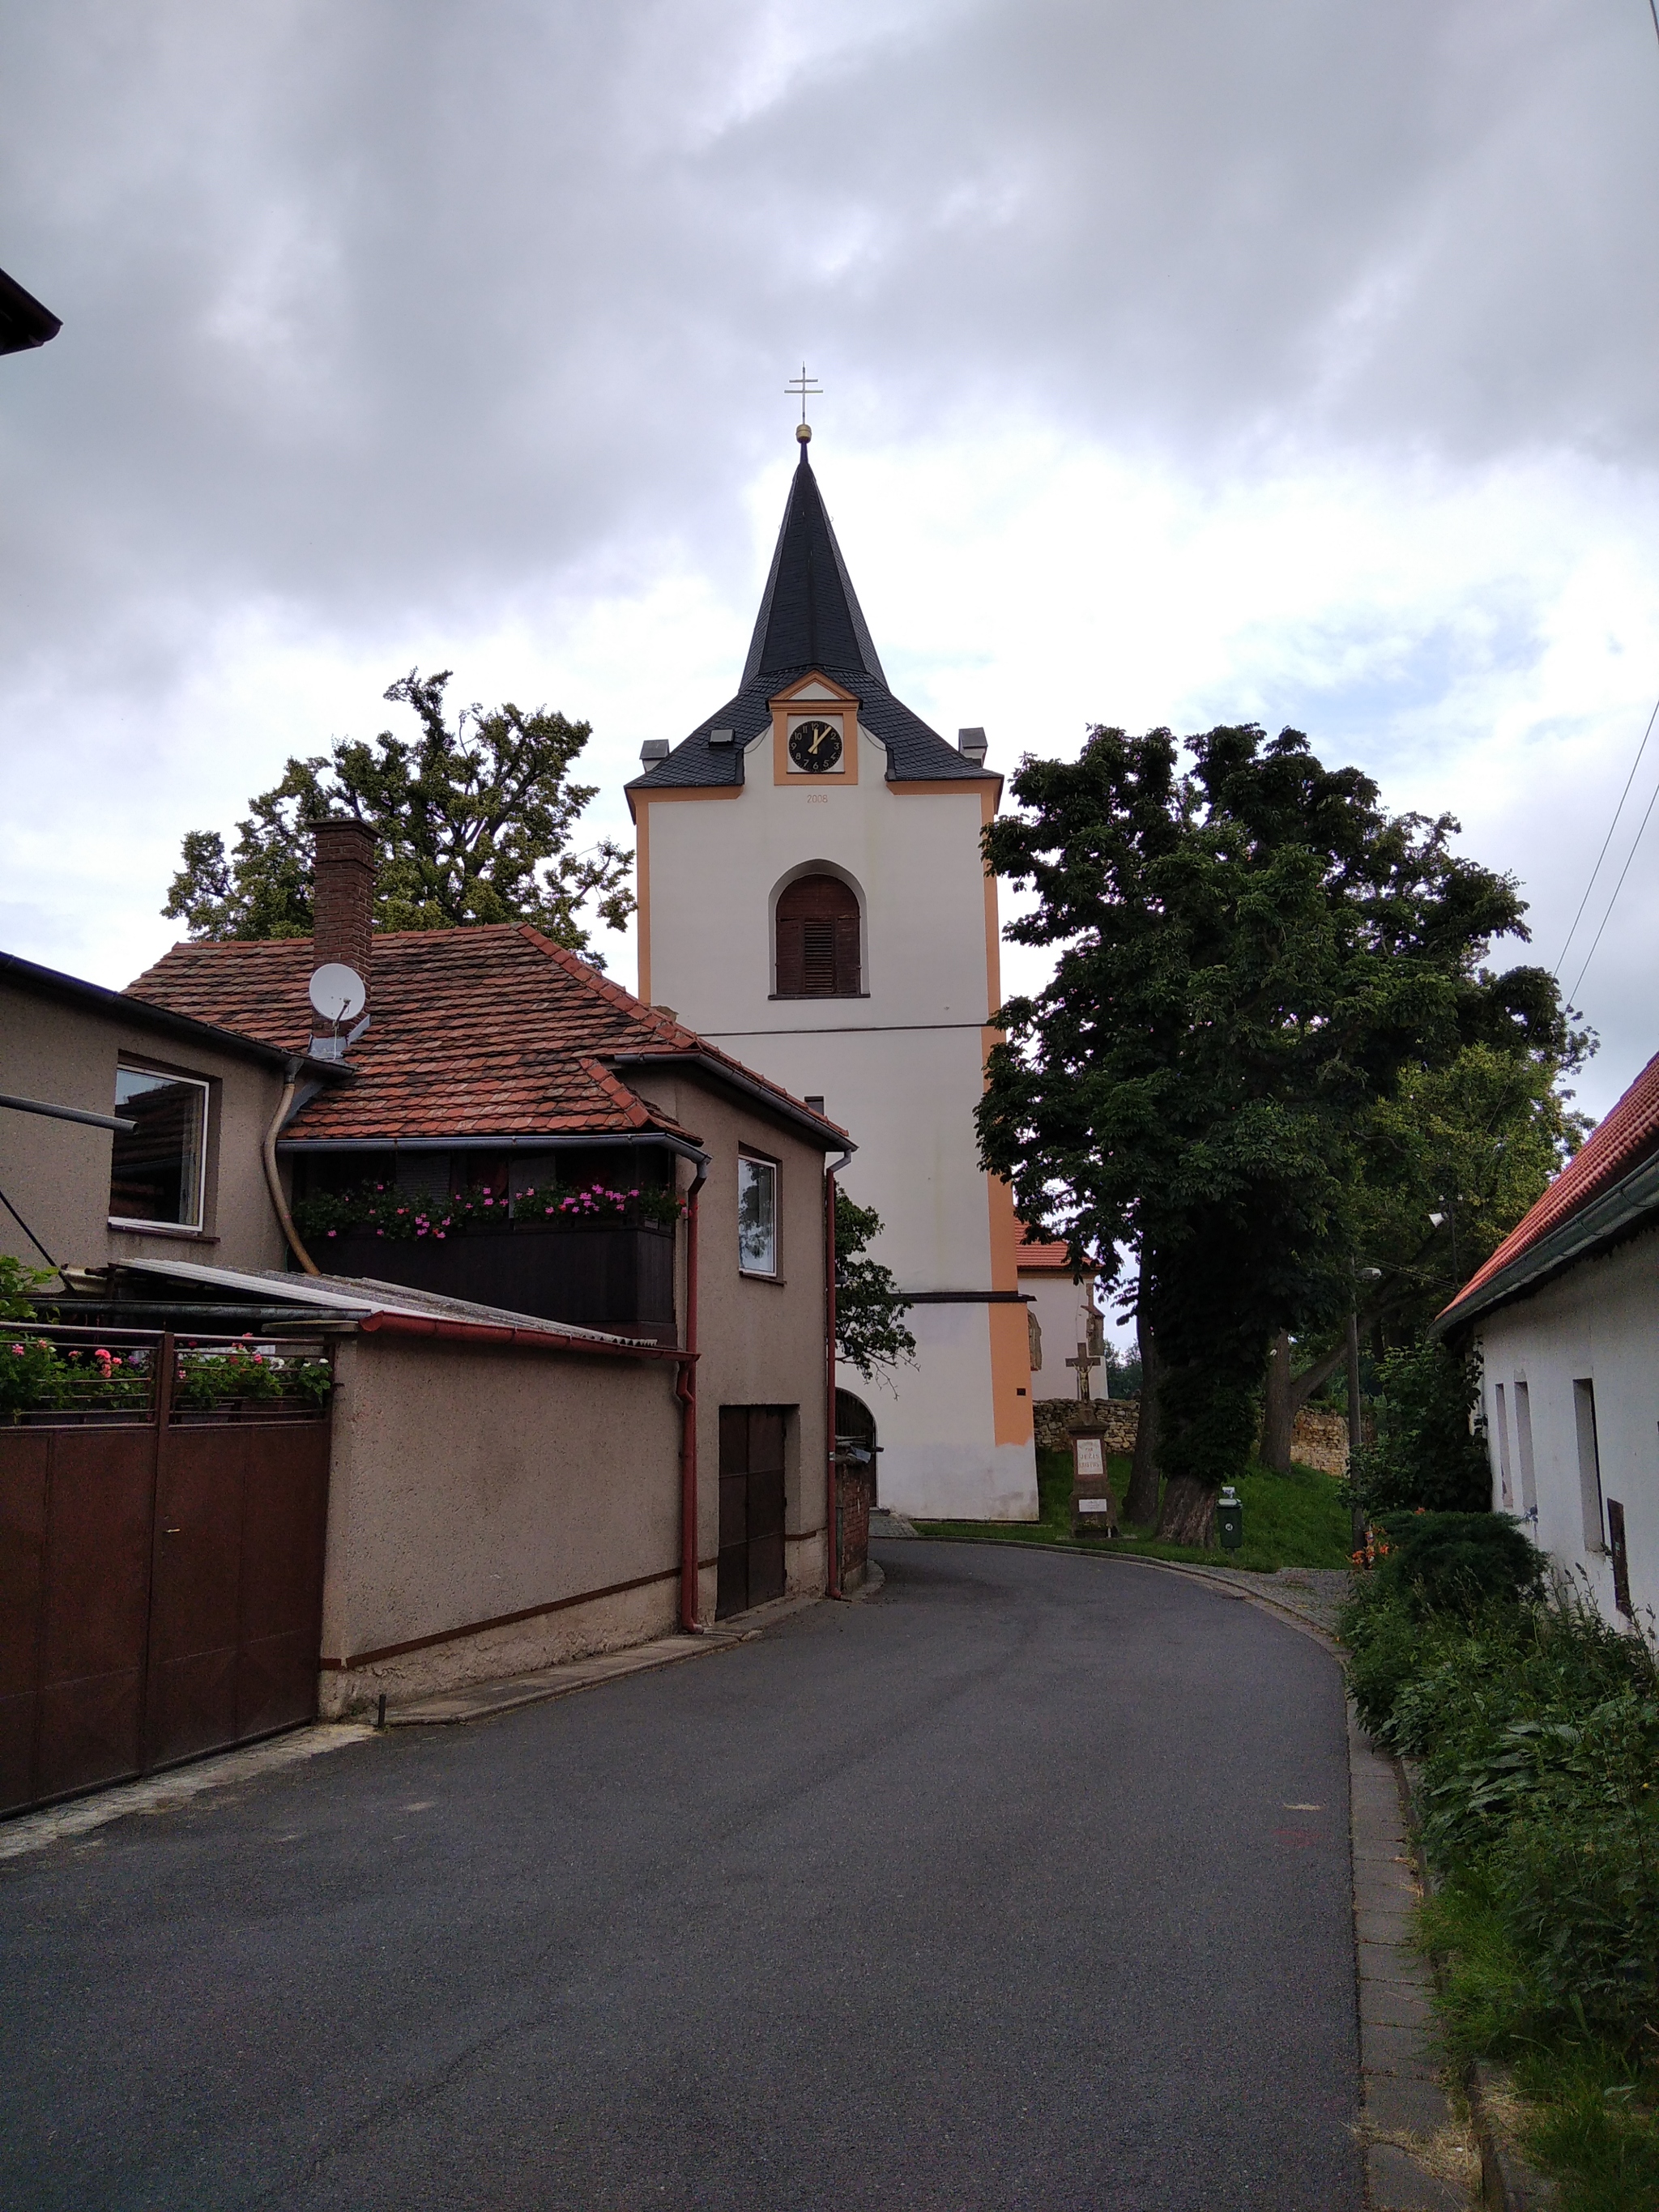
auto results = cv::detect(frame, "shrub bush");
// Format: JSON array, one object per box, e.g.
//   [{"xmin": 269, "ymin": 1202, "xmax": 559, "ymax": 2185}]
[
  {"xmin": 1373, "ymin": 1509, "xmax": 1544, "ymax": 1619},
  {"xmin": 1343, "ymin": 1575, "xmax": 1659, "ymax": 2061},
  {"xmin": 1347, "ymin": 1337, "xmax": 1492, "ymax": 1515}
]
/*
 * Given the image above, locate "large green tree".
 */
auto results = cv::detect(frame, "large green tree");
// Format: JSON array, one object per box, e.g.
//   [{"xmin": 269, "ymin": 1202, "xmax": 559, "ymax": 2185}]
[
  {"xmin": 164, "ymin": 669, "xmax": 633, "ymax": 956},
  {"xmin": 1260, "ymin": 1036, "xmax": 1590, "ymax": 1466},
  {"xmin": 978, "ymin": 722, "xmax": 1573, "ymax": 1545}
]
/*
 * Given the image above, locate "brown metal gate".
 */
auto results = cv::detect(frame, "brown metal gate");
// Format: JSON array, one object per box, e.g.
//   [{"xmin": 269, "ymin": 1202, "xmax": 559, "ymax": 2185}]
[
  {"xmin": 717, "ymin": 1404, "xmax": 788, "ymax": 1620},
  {"xmin": 1, "ymin": 1329, "xmax": 332, "ymax": 1816}
]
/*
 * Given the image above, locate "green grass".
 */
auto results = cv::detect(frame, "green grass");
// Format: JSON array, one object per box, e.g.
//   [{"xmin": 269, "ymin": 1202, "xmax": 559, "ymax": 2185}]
[
  {"xmin": 912, "ymin": 1447, "xmax": 1354, "ymax": 1571},
  {"xmin": 1420, "ymin": 1877, "xmax": 1659, "ymax": 2212}
]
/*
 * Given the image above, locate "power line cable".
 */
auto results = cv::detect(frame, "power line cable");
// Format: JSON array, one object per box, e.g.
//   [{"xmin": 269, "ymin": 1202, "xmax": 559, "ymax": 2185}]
[
  {"xmin": 1554, "ymin": 693, "xmax": 1659, "ymax": 977},
  {"xmin": 1567, "ymin": 767, "xmax": 1659, "ymax": 1003}
]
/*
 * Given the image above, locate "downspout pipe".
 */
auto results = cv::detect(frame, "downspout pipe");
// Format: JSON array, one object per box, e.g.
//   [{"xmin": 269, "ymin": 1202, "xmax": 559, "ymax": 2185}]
[
  {"xmin": 676, "ymin": 1149, "xmax": 711, "ymax": 1632},
  {"xmin": 264, "ymin": 1058, "xmax": 322, "ymax": 1277},
  {"xmin": 824, "ymin": 1145, "xmax": 854, "ymax": 1600}
]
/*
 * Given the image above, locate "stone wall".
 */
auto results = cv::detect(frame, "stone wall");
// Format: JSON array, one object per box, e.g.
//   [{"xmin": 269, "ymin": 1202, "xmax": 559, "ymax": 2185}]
[
  {"xmin": 1033, "ymin": 1399, "xmax": 1140, "ymax": 1454},
  {"xmin": 1032, "ymin": 1397, "xmax": 1348, "ymax": 1476}
]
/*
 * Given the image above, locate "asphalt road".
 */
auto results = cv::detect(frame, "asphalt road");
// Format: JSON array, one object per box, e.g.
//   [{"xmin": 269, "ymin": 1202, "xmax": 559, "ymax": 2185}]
[{"xmin": 1, "ymin": 1543, "xmax": 1362, "ymax": 2211}]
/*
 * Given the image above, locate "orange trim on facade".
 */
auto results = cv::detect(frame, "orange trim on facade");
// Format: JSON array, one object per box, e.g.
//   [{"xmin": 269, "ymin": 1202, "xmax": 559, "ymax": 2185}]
[{"xmin": 985, "ymin": 1173, "xmax": 1033, "ymax": 1444}]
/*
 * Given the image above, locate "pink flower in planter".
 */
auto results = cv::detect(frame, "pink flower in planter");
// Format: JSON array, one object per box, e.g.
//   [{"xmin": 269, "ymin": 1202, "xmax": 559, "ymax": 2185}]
[
  {"xmin": 11, "ymin": 1344, "xmax": 25, "ymax": 1356},
  {"xmin": 326, "ymin": 1230, "xmax": 337, "ymax": 1238}
]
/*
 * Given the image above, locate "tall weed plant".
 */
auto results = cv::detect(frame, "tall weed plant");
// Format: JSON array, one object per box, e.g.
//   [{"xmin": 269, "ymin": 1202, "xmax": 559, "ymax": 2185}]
[{"xmin": 1344, "ymin": 1571, "xmax": 1659, "ymax": 2056}]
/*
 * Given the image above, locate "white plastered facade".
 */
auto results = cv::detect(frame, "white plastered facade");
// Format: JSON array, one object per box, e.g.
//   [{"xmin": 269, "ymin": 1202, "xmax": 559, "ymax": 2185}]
[
  {"xmin": 1021, "ymin": 1265, "xmax": 1104, "ymax": 1396},
  {"xmin": 638, "ymin": 709, "xmax": 1038, "ymax": 1520},
  {"xmin": 1474, "ymin": 1227, "xmax": 1659, "ymax": 1636}
]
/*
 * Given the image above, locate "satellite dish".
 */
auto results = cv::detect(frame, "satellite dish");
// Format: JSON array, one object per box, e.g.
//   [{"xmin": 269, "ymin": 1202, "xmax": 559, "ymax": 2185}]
[{"xmin": 308, "ymin": 963, "xmax": 366, "ymax": 1023}]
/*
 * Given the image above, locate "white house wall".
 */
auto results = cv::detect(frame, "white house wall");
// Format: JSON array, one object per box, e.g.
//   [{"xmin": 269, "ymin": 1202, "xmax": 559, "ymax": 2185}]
[
  {"xmin": 1022, "ymin": 1271, "xmax": 1101, "ymax": 1393},
  {"xmin": 1475, "ymin": 1225, "xmax": 1659, "ymax": 1634}
]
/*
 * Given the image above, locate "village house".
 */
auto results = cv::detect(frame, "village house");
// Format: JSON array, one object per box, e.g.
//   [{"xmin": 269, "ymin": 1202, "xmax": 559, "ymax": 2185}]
[
  {"xmin": 1437, "ymin": 1047, "xmax": 1659, "ymax": 1633},
  {"xmin": 1, "ymin": 835, "xmax": 853, "ymax": 1809}
]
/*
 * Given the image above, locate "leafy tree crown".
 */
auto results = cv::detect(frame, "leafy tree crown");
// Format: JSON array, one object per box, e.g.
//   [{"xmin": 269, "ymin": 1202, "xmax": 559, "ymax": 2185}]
[{"xmin": 164, "ymin": 669, "xmax": 633, "ymax": 957}]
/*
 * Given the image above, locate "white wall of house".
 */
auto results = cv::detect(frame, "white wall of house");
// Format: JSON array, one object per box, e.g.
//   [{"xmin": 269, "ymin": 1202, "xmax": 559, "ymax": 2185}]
[
  {"xmin": 638, "ymin": 712, "xmax": 1038, "ymax": 1521},
  {"xmin": 1021, "ymin": 1268, "xmax": 1102, "ymax": 1395},
  {"xmin": 1475, "ymin": 1225, "xmax": 1659, "ymax": 1634}
]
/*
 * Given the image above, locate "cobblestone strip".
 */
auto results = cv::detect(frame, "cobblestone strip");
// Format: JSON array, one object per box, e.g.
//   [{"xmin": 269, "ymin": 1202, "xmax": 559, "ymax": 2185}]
[{"xmin": 1349, "ymin": 1699, "xmax": 1480, "ymax": 2209}]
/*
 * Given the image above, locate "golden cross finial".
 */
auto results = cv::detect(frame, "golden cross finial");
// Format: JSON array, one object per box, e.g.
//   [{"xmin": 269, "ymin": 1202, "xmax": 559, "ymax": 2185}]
[{"xmin": 786, "ymin": 362, "xmax": 821, "ymax": 442}]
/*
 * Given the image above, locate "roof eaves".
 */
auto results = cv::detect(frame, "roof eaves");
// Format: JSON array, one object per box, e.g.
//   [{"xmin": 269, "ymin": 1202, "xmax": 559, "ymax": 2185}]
[
  {"xmin": 4, "ymin": 948, "xmax": 352, "ymax": 1084},
  {"xmin": 605, "ymin": 1048, "xmax": 852, "ymax": 1150},
  {"xmin": 1433, "ymin": 1152, "xmax": 1659, "ymax": 1336}
]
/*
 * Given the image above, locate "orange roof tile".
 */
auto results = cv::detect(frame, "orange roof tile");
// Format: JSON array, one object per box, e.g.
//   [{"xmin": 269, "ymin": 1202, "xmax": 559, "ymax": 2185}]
[
  {"xmin": 1015, "ymin": 1221, "xmax": 1096, "ymax": 1273},
  {"xmin": 1442, "ymin": 1047, "xmax": 1659, "ymax": 1320},
  {"xmin": 126, "ymin": 924, "xmax": 848, "ymax": 1149}
]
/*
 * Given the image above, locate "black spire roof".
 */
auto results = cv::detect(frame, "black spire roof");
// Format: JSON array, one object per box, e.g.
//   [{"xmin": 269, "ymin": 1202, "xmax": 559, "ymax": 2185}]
[
  {"xmin": 741, "ymin": 443, "xmax": 886, "ymax": 687},
  {"xmin": 628, "ymin": 436, "xmax": 992, "ymax": 799}
]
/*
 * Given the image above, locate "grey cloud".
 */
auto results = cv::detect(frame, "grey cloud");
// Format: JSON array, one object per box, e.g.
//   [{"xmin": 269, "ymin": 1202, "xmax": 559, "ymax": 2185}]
[
  {"xmin": 6, "ymin": 0, "xmax": 1659, "ymax": 1110},
  {"xmin": 6, "ymin": 0, "xmax": 1658, "ymax": 672}
]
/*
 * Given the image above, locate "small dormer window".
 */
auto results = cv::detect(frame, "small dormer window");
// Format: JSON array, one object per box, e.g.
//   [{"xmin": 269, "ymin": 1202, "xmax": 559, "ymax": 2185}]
[{"xmin": 109, "ymin": 1065, "xmax": 209, "ymax": 1229}]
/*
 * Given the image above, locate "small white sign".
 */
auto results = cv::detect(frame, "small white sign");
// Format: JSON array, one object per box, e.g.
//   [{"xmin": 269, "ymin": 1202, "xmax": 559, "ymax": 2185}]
[
  {"xmin": 1077, "ymin": 1497, "xmax": 1114, "ymax": 1514},
  {"xmin": 1074, "ymin": 1438, "xmax": 1104, "ymax": 1476}
]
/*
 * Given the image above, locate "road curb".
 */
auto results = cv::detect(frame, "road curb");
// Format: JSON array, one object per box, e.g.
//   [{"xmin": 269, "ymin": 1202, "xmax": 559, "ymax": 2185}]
[
  {"xmin": 0, "ymin": 1721, "xmax": 375, "ymax": 1864},
  {"xmin": 1346, "ymin": 1698, "xmax": 1480, "ymax": 2209}
]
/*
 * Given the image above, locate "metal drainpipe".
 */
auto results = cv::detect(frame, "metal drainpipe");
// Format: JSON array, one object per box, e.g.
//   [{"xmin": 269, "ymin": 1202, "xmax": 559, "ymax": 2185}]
[
  {"xmin": 676, "ymin": 1153, "xmax": 710, "ymax": 1632},
  {"xmin": 824, "ymin": 1146, "xmax": 854, "ymax": 1600},
  {"xmin": 264, "ymin": 1059, "xmax": 322, "ymax": 1277}
]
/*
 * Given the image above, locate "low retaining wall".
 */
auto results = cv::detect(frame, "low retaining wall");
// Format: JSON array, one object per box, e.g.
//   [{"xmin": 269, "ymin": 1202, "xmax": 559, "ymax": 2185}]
[{"xmin": 1032, "ymin": 1397, "xmax": 1348, "ymax": 1476}]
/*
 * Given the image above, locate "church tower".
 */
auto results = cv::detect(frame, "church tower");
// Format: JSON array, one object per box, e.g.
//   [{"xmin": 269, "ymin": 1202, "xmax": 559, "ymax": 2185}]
[{"xmin": 626, "ymin": 428, "xmax": 1038, "ymax": 1522}]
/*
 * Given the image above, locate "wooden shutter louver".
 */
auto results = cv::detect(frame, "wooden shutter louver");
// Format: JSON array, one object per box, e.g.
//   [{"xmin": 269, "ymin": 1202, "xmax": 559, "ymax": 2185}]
[{"xmin": 775, "ymin": 874, "xmax": 861, "ymax": 996}]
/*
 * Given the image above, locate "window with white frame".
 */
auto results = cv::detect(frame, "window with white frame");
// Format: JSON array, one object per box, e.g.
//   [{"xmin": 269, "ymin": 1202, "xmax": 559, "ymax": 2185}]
[
  {"xmin": 737, "ymin": 1153, "xmax": 778, "ymax": 1276},
  {"xmin": 109, "ymin": 1065, "xmax": 209, "ymax": 1229}
]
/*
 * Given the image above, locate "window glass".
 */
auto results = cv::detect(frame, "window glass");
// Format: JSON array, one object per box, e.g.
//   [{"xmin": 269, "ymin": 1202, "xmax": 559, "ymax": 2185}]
[
  {"xmin": 737, "ymin": 1156, "xmax": 778, "ymax": 1275},
  {"xmin": 110, "ymin": 1067, "xmax": 208, "ymax": 1227}
]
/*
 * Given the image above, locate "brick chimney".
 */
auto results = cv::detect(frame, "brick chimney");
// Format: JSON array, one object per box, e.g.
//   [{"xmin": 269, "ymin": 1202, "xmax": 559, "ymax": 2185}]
[{"xmin": 311, "ymin": 817, "xmax": 376, "ymax": 996}]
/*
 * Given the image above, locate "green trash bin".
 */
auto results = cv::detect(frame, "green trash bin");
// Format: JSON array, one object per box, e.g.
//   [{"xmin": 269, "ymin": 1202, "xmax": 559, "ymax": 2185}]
[{"xmin": 1217, "ymin": 1484, "xmax": 1243, "ymax": 1552}]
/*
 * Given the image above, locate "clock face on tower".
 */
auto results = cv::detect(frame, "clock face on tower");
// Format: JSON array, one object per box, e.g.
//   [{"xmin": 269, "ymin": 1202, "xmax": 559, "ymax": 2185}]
[{"xmin": 787, "ymin": 717, "xmax": 843, "ymax": 774}]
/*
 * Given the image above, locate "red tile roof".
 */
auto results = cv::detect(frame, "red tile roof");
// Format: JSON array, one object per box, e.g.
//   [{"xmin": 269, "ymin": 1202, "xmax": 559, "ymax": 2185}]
[
  {"xmin": 1015, "ymin": 1222, "xmax": 1095, "ymax": 1274},
  {"xmin": 126, "ymin": 924, "xmax": 847, "ymax": 1148},
  {"xmin": 1442, "ymin": 1048, "xmax": 1659, "ymax": 1319}
]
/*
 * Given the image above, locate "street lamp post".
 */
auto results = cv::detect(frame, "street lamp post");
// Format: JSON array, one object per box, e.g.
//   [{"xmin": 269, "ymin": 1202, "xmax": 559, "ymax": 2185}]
[{"xmin": 1350, "ymin": 1266, "xmax": 1383, "ymax": 1557}]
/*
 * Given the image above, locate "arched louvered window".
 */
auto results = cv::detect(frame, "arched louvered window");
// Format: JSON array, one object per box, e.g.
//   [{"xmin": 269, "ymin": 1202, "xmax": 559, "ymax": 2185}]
[{"xmin": 775, "ymin": 874, "xmax": 861, "ymax": 998}]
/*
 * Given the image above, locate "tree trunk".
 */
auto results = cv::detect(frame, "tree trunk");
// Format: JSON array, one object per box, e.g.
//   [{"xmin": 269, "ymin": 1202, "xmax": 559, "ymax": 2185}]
[
  {"xmin": 1157, "ymin": 1472, "xmax": 1217, "ymax": 1548},
  {"xmin": 1123, "ymin": 1309, "xmax": 1161, "ymax": 1526},
  {"xmin": 1260, "ymin": 1330, "xmax": 1293, "ymax": 1473}
]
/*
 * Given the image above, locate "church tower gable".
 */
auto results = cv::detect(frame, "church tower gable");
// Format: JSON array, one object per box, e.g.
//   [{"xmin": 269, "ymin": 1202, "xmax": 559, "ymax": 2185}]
[{"xmin": 625, "ymin": 440, "xmax": 996, "ymax": 807}]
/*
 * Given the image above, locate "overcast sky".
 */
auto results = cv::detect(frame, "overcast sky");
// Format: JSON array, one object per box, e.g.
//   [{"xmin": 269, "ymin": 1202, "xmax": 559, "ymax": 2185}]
[{"xmin": 5, "ymin": 0, "xmax": 1659, "ymax": 1121}]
